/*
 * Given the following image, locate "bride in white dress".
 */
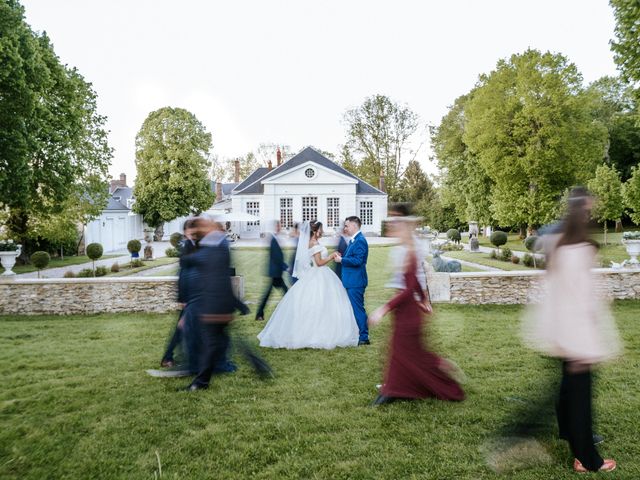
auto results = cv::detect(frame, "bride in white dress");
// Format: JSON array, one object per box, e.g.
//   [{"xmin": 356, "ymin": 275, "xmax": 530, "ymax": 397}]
[{"xmin": 257, "ymin": 220, "xmax": 359, "ymax": 349}]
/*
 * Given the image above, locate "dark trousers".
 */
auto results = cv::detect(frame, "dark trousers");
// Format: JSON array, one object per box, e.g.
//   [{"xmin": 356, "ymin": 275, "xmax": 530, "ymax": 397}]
[
  {"xmin": 191, "ymin": 322, "xmax": 230, "ymax": 388},
  {"xmin": 161, "ymin": 313, "xmax": 183, "ymax": 362},
  {"xmin": 557, "ymin": 362, "xmax": 603, "ymax": 471},
  {"xmin": 256, "ymin": 277, "xmax": 288, "ymax": 318}
]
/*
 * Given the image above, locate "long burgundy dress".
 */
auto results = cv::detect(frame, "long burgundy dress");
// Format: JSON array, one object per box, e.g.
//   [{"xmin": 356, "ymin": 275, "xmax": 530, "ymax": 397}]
[{"xmin": 381, "ymin": 255, "xmax": 464, "ymax": 401}]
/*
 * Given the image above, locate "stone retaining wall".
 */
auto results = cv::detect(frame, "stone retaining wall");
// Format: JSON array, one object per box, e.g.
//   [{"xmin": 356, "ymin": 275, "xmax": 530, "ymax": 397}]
[
  {"xmin": 0, "ymin": 276, "xmax": 244, "ymax": 315},
  {"xmin": 1, "ymin": 269, "xmax": 638, "ymax": 315},
  {"xmin": 447, "ymin": 269, "xmax": 640, "ymax": 304}
]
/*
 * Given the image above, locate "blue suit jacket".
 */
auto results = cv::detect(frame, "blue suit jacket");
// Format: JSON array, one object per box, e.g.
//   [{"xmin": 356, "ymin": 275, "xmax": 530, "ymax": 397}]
[
  {"xmin": 341, "ymin": 233, "xmax": 368, "ymax": 289},
  {"xmin": 267, "ymin": 234, "xmax": 287, "ymax": 278}
]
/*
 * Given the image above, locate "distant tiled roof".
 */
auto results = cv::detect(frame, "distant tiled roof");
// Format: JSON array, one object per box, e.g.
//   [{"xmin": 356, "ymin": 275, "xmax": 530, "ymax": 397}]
[
  {"xmin": 105, "ymin": 186, "xmax": 133, "ymax": 210},
  {"xmin": 234, "ymin": 147, "xmax": 385, "ymax": 195},
  {"xmin": 222, "ymin": 183, "xmax": 237, "ymax": 196},
  {"xmin": 209, "ymin": 181, "xmax": 238, "ymax": 197}
]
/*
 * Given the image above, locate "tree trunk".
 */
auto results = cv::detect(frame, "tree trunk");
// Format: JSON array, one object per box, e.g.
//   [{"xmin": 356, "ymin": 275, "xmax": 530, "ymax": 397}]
[
  {"xmin": 519, "ymin": 224, "xmax": 527, "ymax": 239},
  {"xmin": 604, "ymin": 221, "xmax": 608, "ymax": 246},
  {"xmin": 615, "ymin": 219, "xmax": 623, "ymax": 233},
  {"xmin": 154, "ymin": 224, "xmax": 164, "ymax": 242}
]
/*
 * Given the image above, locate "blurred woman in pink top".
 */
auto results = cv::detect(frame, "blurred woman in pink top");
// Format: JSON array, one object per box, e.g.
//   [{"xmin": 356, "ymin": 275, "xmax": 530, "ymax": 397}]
[{"xmin": 524, "ymin": 187, "xmax": 620, "ymax": 473}]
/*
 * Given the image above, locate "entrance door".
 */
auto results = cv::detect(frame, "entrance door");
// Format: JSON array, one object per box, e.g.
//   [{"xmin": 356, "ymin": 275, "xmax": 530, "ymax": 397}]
[{"xmin": 103, "ymin": 217, "xmax": 115, "ymax": 252}]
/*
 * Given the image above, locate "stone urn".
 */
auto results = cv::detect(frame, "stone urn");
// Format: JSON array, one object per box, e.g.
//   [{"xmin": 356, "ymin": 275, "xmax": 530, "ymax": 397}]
[
  {"xmin": 0, "ymin": 245, "xmax": 22, "ymax": 276},
  {"xmin": 143, "ymin": 227, "xmax": 154, "ymax": 260},
  {"xmin": 622, "ymin": 236, "xmax": 640, "ymax": 266}
]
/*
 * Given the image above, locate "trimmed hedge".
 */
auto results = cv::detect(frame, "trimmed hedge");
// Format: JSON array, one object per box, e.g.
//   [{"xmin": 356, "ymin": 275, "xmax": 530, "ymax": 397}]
[
  {"xmin": 127, "ymin": 239, "xmax": 142, "ymax": 254},
  {"xmin": 86, "ymin": 243, "xmax": 103, "ymax": 260}
]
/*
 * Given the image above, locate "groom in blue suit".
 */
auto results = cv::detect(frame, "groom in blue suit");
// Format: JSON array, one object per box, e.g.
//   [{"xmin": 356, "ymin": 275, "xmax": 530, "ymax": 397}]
[{"xmin": 335, "ymin": 216, "xmax": 370, "ymax": 345}]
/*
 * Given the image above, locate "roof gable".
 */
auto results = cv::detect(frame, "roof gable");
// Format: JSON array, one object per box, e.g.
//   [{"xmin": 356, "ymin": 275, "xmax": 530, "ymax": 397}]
[{"xmin": 235, "ymin": 147, "xmax": 385, "ymax": 195}]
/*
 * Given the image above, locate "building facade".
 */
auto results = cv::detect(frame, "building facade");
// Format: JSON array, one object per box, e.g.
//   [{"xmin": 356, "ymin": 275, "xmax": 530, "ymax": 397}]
[{"xmin": 229, "ymin": 147, "xmax": 387, "ymax": 236}]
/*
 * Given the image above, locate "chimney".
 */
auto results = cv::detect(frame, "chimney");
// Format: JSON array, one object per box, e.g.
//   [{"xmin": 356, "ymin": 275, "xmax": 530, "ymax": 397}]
[
  {"xmin": 267, "ymin": 160, "xmax": 273, "ymax": 171},
  {"xmin": 109, "ymin": 173, "xmax": 128, "ymax": 193},
  {"xmin": 379, "ymin": 170, "xmax": 386, "ymax": 192},
  {"xmin": 276, "ymin": 147, "xmax": 282, "ymax": 166},
  {"xmin": 216, "ymin": 182, "xmax": 223, "ymax": 201},
  {"xmin": 234, "ymin": 159, "xmax": 240, "ymax": 183}
]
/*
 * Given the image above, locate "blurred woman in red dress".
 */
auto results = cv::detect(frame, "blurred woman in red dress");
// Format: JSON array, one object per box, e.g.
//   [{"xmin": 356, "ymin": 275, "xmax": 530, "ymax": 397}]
[{"xmin": 368, "ymin": 205, "xmax": 464, "ymax": 405}]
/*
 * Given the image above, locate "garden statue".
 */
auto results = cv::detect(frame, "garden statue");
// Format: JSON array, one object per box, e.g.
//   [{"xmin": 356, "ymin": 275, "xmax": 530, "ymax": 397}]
[
  {"xmin": 470, "ymin": 234, "xmax": 480, "ymax": 252},
  {"xmin": 143, "ymin": 227, "xmax": 154, "ymax": 260},
  {"xmin": 431, "ymin": 251, "xmax": 462, "ymax": 273}
]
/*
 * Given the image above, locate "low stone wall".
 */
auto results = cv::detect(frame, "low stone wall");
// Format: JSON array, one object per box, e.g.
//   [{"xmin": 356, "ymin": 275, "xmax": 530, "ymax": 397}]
[
  {"xmin": 0, "ymin": 276, "xmax": 244, "ymax": 315},
  {"xmin": 447, "ymin": 269, "xmax": 640, "ymax": 304},
  {"xmin": 1, "ymin": 269, "xmax": 638, "ymax": 315}
]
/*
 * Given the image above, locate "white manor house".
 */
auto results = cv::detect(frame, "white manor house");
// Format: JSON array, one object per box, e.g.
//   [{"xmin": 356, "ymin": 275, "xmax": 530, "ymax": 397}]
[{"xmin": 85, "ymin": 147, "xmax": 388, "ymax": 252}]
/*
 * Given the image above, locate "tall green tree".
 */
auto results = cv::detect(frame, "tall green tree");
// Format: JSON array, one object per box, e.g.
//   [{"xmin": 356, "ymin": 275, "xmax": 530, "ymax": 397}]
[
  {"xmin": 397, "ymin": 160, "xmax": 434, "ymax": 204},
  {"xmin": 463, "ymin": 49, "xmax": 607, "ymax": 231},
  {"xmin": 0, "ymin": 0, "xmax": 111, "ymax": 257},
  {"xmin": 623, "ymin": 165, "xmax": 640, "ymax": 225},
  {"xmin": 133, "ymin": 107, "xmax": 215, "ymax": 239},
  {"xmin": 587, "ymin": 76, "xmax": 640, "ymax": 181},
  {"xmin": 431, "ymin": 92, "xmax": 494, "ymax": 226},
  {"xmin": 588, "ymin": 164, "xmax": 624, "ymax": 245},
  {"xmin": 610, "ymin": 0, "xmax": 640, "ymax": 95},
  {"xmin": 342, "ymin": 94, "xmax": 419, "ymax": 200}
]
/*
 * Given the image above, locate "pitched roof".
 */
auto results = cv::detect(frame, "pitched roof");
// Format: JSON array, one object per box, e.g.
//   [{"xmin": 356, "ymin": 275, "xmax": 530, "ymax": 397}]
[
  {"xmin": 234, "ymin": 147, "xmax": 385, "ymax": 195},
  {"xmin": 232, "ymin": 167, "xmax": 270, "ymax": 194},
  {"xmin": 105, "ymin": 186, "xmax": 133, "ymax": 210},
  {"xmin": 209, "ymin": 181, "xmax": 238, "ymax": 197}
]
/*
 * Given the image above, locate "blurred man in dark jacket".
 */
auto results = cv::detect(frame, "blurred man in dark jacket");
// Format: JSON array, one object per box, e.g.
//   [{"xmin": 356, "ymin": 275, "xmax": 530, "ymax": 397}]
[
  {"xmin": 183, "ymin": 217, "xmax": 250, "ymax": 390},
  {"xmin": 255, "ymin": 221, "xmax": 288, "ymax": 321},
  {"xmin": 161, "ymin": 218, "xmax": 198, "ymax": 368}
]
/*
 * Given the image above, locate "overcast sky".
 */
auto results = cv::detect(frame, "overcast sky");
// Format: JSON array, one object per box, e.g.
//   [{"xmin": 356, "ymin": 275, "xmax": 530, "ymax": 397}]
[{"xmin": 22, "ymin": 0, "xmax": 619, "ymax": 183}]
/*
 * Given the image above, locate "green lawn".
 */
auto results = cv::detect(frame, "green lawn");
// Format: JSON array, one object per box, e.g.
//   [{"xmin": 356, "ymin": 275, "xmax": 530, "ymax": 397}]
[
  {"xmin": 462, "ymin": 232, "xmax": 631, "ymax": 266},
  {"xmin": 1, "ymin": 302, "xmax": 638, "ymax": 479},
  {"xmin": 1, "ymin": 254, "xmax": 120, "ymax": 274},
  {"xmin": 442, "ymin": 250, "xmax": 538, "ymax": 271},
  {"xmin": 108, "ymin": 257, "xmax": 179, "ymax": 277},
  {"xmin": 1, "ymin": 242, "xmax": 639, "ymax": 478}
]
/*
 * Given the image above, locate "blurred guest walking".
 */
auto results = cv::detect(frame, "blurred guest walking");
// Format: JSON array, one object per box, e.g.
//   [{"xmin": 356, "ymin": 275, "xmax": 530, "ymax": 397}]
[
  {"xmin": 368, "ymin": 207, "xmax": 464, "ymax": 405},
  {"xmin": 523, "ymin": 188, "xmax": 620, "ymax": 473},
  {"xmin": 160, "ymin": 218, "xmax": 199, "ymax": 370},
  {"xmin": 256, "ymin": 221, "xmax": 288, "ymax": 321},
  {"xmin": 185, "ymin": 217, "xmax": 269, "ymax": 391}
]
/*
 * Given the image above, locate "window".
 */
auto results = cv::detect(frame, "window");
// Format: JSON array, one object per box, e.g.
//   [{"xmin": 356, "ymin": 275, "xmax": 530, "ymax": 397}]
[
  {"xmin": 359, "ymin": 201, "xmax": 373, "ymax": 226},
  {"xmin": 327, "ymin": 197, "xmax": 340, "ymax": 228},
  {"xmin": 302, "ymin": 196, "xmax": 317, "ymax": 221},
  {"xmin": 246, "ymin": 201, "xmax": 260, "ymax": 226},
  {"xmin": 304, "ymin": 168, "xmax": 315, "ymax": 179},
  {"xmin": 280, "ymin": 198, "xmax": 293, "ymax": 229}
]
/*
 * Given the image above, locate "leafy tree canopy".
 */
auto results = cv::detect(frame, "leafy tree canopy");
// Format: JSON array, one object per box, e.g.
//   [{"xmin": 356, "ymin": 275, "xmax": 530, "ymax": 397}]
[
  {"xmin": 463, "ymin": 49, "xmax": 607, "ymax": 228},
  {"xmin": 133, "ymin": 107, "xmax": 214, "ymax": 228},
  {"xmin": 0, "ymin": 0, "xmax": 111, "ymax": 254},
  {"xmin": 342, "ymin": 94, "xmax": 420, "ymax": 201},
  {"xmin": 588, "ymin": 163, "xmax": 624, "ymax": 244}
]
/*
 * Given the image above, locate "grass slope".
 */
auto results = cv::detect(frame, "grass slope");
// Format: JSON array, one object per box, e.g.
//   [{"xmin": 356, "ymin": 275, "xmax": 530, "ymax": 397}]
[{"xmin": 1, "ymin": 303, "xmax": 638, "ymax": 479}]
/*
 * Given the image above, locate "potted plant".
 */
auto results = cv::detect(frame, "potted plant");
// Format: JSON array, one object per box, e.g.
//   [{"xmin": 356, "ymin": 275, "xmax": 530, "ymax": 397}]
[
  {"xmin": 0, "ymin": 240, "xmax": 22, "ymax": 276},
  {"xmin": 622, "ymin": 231, "xmax": 640, "ymax": 266}
]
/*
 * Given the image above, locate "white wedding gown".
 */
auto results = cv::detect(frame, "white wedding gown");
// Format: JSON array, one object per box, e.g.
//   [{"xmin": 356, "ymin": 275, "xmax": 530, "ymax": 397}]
[{"xmin": 257, "ymin": 244, "xmax": 359, "ymax": 349}]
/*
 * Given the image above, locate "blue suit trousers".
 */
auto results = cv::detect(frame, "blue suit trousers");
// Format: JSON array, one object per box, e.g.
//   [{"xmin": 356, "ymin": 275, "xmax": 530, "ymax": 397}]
[{"xmin": 346, "ymin": 287, "xmax": 368, "ymax": 342}]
